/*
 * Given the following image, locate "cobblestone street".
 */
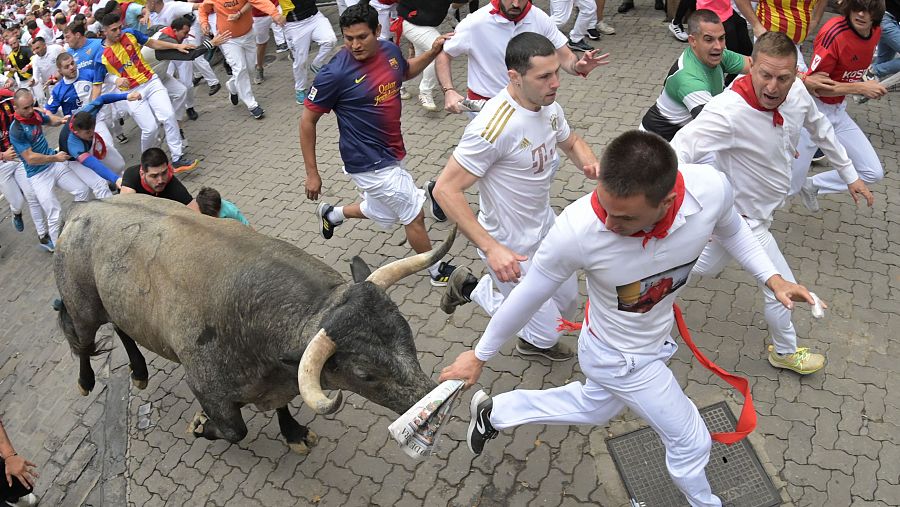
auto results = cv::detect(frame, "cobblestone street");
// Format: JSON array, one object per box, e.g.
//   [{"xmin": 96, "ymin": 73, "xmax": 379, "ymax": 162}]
[{"xmin": 0, "ymin": 1, "xmax": 898, "ymax": 505}]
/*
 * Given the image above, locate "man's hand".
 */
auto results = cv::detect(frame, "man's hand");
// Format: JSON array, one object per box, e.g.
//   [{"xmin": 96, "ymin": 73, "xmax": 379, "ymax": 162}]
[
  {"xmin": 430, "ymin": 32, "xmax": 453, "ymax": 54},
  {"xmin": 47, "ymin": 114, "xmax": 68, "ymax": 127},
  {"xmin": 115, "ymin": 76, "xmax": 131, "ymax": 89},
  {"xmin": 443, "ymin": 88, "xmax": 466, "ymax": 113},
  {"xmin": 803, "ymin": 72, "xmax": 836, "ymax": 97},
  {"xmin": 210, "ymin": 30, "xmax": 232, "ymax": 46},
  {"xmin": 273, "ymin": 13, "xmax": 286, "ymax": 26},
  {"xmin": 226, "ymin": 11, "xmax": 242, "ymax": 21},
  {"xmin": 573, "ymin": 49, "xmax": 610, "ymax": 77},
  {"xmin": 54, "ymin": 151, "xmax": 70, "ymax": 162},
  {"xmin": 4, "ymin": 455, "xmax": 38, "ymax": 489},
  {"xmin": 485, "ymin": 243, "xmax": 527, "ymax": 283},
  {"xmin": 847, "ymin": 178, "xmax": 875, "ymax": 206},
  {"xmin": 126, "ymin": 91, "xmax": 142, "ymax": 101},
  {"xmin": 438, "ymin": 350, "xmax": 485, "ymax": 389},
  {"xmin": 115, "ymin": 177, "xmax": 123, "ymax": 189},
  {"xmin": 752, "ymin": 24, "xmax": 767, "ymax": 38},
  {"xmin": 582, "ymin": 161, "xmax": 600, "ymax": 180},
  {"xmin": 1, "ymin": 147, "xmax": 15, "ymax": 162},
  {"xmin": 766, "ymin": 275, "xmax": 818, "ymax": 310},
  {"xmin": 200, "ymin": 23, "xmax": 211, "ymax": 36},
  {"xmin": 174, "ymin": 43, "xmax": 196, "ymax": 53},
  {"xmin": 857, "ymin": 79, "xmax": 887, "ymax": 99},
  {"xmin": 305, "ymin": 172, "xmax": 322, "ymax": 200}
]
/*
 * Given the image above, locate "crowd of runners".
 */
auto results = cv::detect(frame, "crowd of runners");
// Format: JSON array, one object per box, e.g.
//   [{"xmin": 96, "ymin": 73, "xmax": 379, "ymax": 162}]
[{"xmin": 0, "ymin": 0, "xmax": 897, "ymax": 505}]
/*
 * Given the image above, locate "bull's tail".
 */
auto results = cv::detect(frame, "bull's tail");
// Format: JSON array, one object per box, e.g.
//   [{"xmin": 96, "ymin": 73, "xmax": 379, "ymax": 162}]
[{"xmin": 55, "ymin": 299, "xmax": 111, "ymax": 357}]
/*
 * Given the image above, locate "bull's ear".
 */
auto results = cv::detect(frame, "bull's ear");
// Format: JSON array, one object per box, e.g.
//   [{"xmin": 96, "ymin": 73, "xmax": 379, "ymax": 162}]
[{"xmin": 350, "ymin": 256, "xmax": 372, "ymax": 283}]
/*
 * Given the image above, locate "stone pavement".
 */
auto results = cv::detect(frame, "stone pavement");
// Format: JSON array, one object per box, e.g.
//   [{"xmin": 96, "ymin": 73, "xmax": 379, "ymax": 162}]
[{"xmin": 0, "ymin": 2, "xmax": 898, "ymax": 505}]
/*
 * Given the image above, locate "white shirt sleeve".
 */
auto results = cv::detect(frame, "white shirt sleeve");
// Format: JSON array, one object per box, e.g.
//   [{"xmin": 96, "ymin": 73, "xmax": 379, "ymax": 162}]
[
  {"xmin": 671, "ymin": 108, "xmax": 734, "ymax": 165},
  {"xmin": 797, "ymin": 84, "xmax": 858, "ymax": 184},
  {"xmin": 442, "ymin": 16, "xmax": 471, "ymax": 58},
  {"xmin": 554, "ymin": 103, "xmax": 571, "ymax": 143},
  {"xmin": 452, "ymin": 125, "xmax": 503, "ymax": 178}
]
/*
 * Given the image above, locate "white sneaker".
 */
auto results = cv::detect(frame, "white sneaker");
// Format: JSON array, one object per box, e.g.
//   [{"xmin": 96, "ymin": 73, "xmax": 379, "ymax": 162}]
[
  {"xmin": 399, "ymin": 86, "xmax": 412, "ymax": 100},
  {"xmin": 7, "ymin": 493, "xmax": 39, "ymax": 506},
  {"xmin": 419, "ymin": 93, "xmax": 439, "ymax": 112},
  {"xmin": 800, "ymin": 178, "xmax": 820, "ymax": 212},
  {"xmin": 668, "ymin": 22, "xmax": 688, "ymax": 42},
  {"xmin": 597, "ymin": 20, "xmax": 616, "ymax": 35}
]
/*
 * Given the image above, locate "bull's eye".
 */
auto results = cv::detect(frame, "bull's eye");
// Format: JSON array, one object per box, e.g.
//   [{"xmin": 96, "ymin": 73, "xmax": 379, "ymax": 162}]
[{"xmin": 352, "ymin": 366, "xmax": 375, "ymax": 382}]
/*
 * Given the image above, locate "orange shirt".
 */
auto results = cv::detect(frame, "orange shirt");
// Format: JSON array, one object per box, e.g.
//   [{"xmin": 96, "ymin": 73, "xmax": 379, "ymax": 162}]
[
  {"xmin": 199, "ymin": 0, "xmax": 278, "ymax": 37},
  {"xmin": 756, "ymin": 0, "xmax": 819, "ymax": 44}
]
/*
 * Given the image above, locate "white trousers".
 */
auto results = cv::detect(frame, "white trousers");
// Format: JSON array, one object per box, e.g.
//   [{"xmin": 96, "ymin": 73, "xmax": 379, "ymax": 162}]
[
  {"xmin": 471, "ymin": 254, "xmax": 579, "ymax": 349},
  {"xmin": 0, "ymin": 161, "xmax": 45, "ymax": 236},
  {"xmin": 372, "ymin": 0, "xmax": 396, "ymax": 40},
  {"xmin": 128, "ymin": 75, "xmax": 183, "ymax": 160},
  {"xmin": 252, "ymin": 14, "xmax": 286, "ymax": 45},
  {"xmin": 69, "ymin": 161, "xmax": 112, "ymax": 199},
  {"xmin": 169, "ymin": 60, "xmax": 197, "ymax": 110},
  {"xmin": 336, "ymin": 0, "xmax": 360, "ymax": 15},
  {"xmin": 790, "ymin": 99, "xmax": 883, "ymax": 195},
  {"xmin": 492, "ymin": 332, "xmax": 720, "ymax": 507},
  {"xmin": 402, "ymin": 21, "xmax": 440, "ymax": 96},
  {"xmin": 28, "ymin": 162, "xmax": 91, "ymax": 243},
  {"xmin": 549, "ymin": 0, "xmax": 596, "ymax": 42},
  {"xmin": 692, "ymin": 218, "xmax": 798, "ymax": 354},
  {"xmin": 193, "ymin": 54, "xmax": 219, "ymax": 86},
  {"xmin": 283, "ymin": 13, "xmax": 336, "ymax": 92},
  {"xmin": 221, "ymin": 31, "xmax": 259, "ymax": 110}
]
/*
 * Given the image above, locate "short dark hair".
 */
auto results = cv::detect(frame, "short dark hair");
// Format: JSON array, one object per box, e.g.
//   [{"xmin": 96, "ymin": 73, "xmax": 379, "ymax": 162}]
[
  {"xmin": 686, "ymin": 9, "xmax": 721, "ymax": 36},
  {"xmin": 140, "ymin": 147, "xmax": 169, "ymax": 169},
  {"xmin": 65, "ymin": 20, "xmax": 86, "ymax": 35},
  {"xmin": 505, "ymin": 32, "xmax": 556, "ymax": 75},
  {"xmin": 840, "ymin": 0, "xmax": 885, "ymax": 25},
  {"xmin": 30, "ymin": 36, "xmax": 45, "ymax": 45},
  {"xmin": 25, "ymin": 19, "xmax": 37, "ymax": 30},
  {"xmin": 56, "ymin": 51, "xmax": 72, "ymax": 67},
  {"xmin": 339, "ymin": 2, "xmax": 378, "ymax": 32},
  {"xmin": 99, "ymin": 11, "xmax": 121, "ymax": 28},
  {"xmin": 751, "ymin": 31, "xmax": 797, "ymax": 65},
  {"xmin": 170, "ymin": 15, "xmax": 191, "ymax": 31},
  {"xmin": 71, "ymin": 111, "xmax": 96, "ymax": 131},
  {"xmin": 195, "ymin": 187, "xmax": 222, "ymax": 217},
  {"xmin": 599, "ymin": 130, "xmax": 679, "ymax": 206}
]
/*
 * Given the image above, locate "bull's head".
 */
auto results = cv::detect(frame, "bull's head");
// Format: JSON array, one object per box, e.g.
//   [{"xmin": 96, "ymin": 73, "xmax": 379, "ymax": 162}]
[{"xmin": 297, "ymin": 226, "xmax": 457, "ymax": 416}]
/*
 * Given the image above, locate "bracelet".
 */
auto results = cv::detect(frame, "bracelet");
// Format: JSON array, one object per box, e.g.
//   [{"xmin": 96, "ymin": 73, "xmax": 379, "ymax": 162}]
[{"xmin": 441, "ymin": 86, "xmax": 456, "ymax": 93}]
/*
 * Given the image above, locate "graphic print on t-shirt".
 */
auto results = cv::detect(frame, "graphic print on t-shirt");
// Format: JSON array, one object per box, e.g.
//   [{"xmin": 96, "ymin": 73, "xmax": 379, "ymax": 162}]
[{"xmin": 615, "ymin": 258, "xmax": 698, "ymax": 314}]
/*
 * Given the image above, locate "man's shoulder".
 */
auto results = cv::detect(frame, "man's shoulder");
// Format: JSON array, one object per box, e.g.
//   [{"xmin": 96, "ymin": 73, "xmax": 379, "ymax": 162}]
[{"xmin": 465, "ymin": 95, "xmax": 522, "ymax": 143}]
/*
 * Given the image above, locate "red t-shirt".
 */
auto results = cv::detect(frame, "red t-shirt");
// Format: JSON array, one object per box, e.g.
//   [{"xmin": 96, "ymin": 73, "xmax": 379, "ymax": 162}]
[{"xmin": 809, "ymin": 16, "xmax": 881, "ymax": 104}]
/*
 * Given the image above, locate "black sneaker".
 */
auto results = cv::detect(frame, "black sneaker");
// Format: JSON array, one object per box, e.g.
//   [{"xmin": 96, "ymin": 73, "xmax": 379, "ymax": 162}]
[
  {"xmin": 39, "ymin": 234, "xmax": 55, "ymax": 253},
  {"xmin": 515, "ymin": 338, "xmax": 575, "ymax": 362},
  {"xmin": 425, "ymin": 180, "xmax": 447, "ymax": 222},
  {"xmin": 13, "ymin": 213, "xmax": 23, "ymax": 232},
  {"xmin": 224, "ymin": 61, "xmax": 233, "ymax": 76},
  {"xmin": 467, "ymin": 390, "xmax": 498, "ymax": 455},
  {"xmin": 618, "ymin": 1, "xmax": 634, "ymax": 12},
  {"xmin": 192, "ymin": 76, "xmax": 202, "ymax": 87},
  {"xmin": 250, "ymin": 106, "xmax": 265, "ymax": 119},
  {"xmin": 230, "ymin": 93, "xmax": 239, "ymax": 105},
  {"xmin": 586, "ymin": 28, "xmax": 601, "ymax": 40},
  {"xmin": 567, "ymin": 38, "xmax": 594, "ymax": 52},
  {"xmin": 275, "ymin": 42, "xmax": 288, "ymax": 53},
  {"xmin": 441, "ymin": 266, "xmax": 477, "ymax": 314},
  {"xmin": 209, "ymin": 83, "xmax": 221, "ymax": 96},
  {"xmin": 811, "ymin": 148, "xmax": 826, "ymax": 163},
  {"xmin": 186, "ymin": 108, "xmax": 198, "ymax": 121},
  {"xmin": 430, "ymin": 261, "xmax": 456, "ymax": 287},
  {"xmin": 316, "ymin": 201, "xmax": 340, "ymax": 240}
]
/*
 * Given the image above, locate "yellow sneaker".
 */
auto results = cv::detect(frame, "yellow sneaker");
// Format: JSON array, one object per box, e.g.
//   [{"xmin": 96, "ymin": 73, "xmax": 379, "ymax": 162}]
[{"xmin": 767, "ymin": 345, "xmax": 825, "ymax": 374}]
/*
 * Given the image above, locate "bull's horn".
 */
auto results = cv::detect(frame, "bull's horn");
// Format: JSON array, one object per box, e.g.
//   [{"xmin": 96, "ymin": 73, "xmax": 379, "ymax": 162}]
[
  {"xmin": 366, "ymin": 225, "xmax": 458, "ymax": 289},
  {"xmin": 298, "ymin": 329, "xmax": 343, "ymax": 415}
]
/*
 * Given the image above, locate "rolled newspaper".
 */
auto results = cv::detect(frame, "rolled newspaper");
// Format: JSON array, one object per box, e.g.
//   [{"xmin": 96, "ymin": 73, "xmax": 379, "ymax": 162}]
[
  {"xmin": 388, "ymin": 379, "xmax": 465, "ymax": 460},
  {"xmin": 854, "ymin": 71, "xmax": 900, "ymax": 104}
]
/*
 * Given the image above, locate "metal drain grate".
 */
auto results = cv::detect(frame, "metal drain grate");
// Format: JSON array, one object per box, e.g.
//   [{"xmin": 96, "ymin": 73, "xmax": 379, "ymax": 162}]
[{"xmin": 606, "ymin": 402, "xmax": 781, "ymax": 507}]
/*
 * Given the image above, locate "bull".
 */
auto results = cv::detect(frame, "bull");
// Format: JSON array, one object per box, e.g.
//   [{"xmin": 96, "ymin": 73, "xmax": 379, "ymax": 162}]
[{"xmin": 53, "ymin": 194, "xmax": 454, "ymax": 453}]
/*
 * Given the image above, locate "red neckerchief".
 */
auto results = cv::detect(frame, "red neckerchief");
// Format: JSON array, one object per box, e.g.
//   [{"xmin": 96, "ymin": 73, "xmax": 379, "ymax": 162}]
[
  {"xmin": 731, "ymin": 75, "xmax": 784, "ymax": 127},
  {"xmin": 13, "ymin": 111, "xmax": 43, "ymax": 126},
  {"xmin": 92, "ymin": 132, "xmax": 107, "ymax": 159},
  {"xmin": 489, "ymin": 0, "xmax": 532, "ymax": 23},
  {"xmin": 590, "ymin": 172, "xmax": 685, "ymax": 247},
  {"xmin": 161, "ymin": 26, "xmax": 179, "ymax": 40},
  {"xmin": 139, "ymin": 164, "xmax": 174, "ymax": 195}
]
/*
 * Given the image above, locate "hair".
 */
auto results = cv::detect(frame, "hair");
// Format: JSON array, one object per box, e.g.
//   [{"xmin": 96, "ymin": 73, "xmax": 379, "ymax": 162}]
[
  {"xmin": 56, "ymin": 51, "xmax": 73, "ymax": 67},
  {"xmin": 170, "ymin": 15, "xmax": 191, "ymax": 31},
  {"xmin": 65, "ymin": 20, "xmax": 86, "ymax": 35},
  {"xmin": 599, "ymin": 130, "xmax": 679, "ymax": 206},
  {"xmin": 339, "ymin": 1, "xmax": 378, "ymax": 32},
  {"xmin": 71, "ymin": 111, "xmax": 96, "ymax": 131},
  {"xmin": 140, "ymin": 147, "xmax": 169, "ymax": 169},
  {"xmin": 751, "ymin": 31, "xmax": 798, "ymax": 65},
  {"xmin": 195, "ymin": 187, "xmax": 222, "ymax": 217},
  {"xmin": 99, "ymin": 11, "xmax": 121, "ymax": 28},
  {"xmin": 505, "ymin": 32, "xmax": 556, "ymax": 75},
  {"xmin": 840, "ymin": 0, "xmax": 885, "ymax": 26},
  {"xmin": 686, "ymin": 9, "xmax": 721, "ymax": 36},
  {"xmin": 30, "ymin": 35, "xmax": 44, "ymax": 45},
  {"xmin": 25, "ymin": 19, "xmax": 37, "ymax": 30}
]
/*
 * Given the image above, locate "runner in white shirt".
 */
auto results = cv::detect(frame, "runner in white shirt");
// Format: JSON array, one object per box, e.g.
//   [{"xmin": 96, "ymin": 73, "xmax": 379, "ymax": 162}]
[
  {"xmin": 439, "ymin": 130, "xmax": 817, "ymax": 507},
  {"xmin": 28, "ymin": 36, "xmax": 63, "ymax": 105},
  {"xmin": 435, "ymin": 0, "xmax": 609, "ymax": 113},
  {"xmin": 434, "ymin": 32, "xmax": 601, "ymax": 361},
  {"xmin": 671, "ymin": 32, "xmax": 874, "ymax": 374}
]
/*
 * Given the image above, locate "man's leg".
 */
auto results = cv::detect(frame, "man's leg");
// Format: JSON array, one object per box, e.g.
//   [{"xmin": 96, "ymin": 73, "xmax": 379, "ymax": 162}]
[
  {"xmin": 144, "ymin": 77, "xmax": 185, "ymax": 162},
  {"xmin": 126, "ymin": 92, "xmax": 162, "ymax": 153},
  {"xmin": 0, "ymin": 160, "xmax": 25, "ymax": 216},
  {"xmin": 253, "ymin": 16, "xmax": 272, "ymax": 82},
  {"xmin": 571, "ymin": 0, "xmax": 597, "ymax": 43},
  {"xmin": 549, "ymin": 0, "xmax": 574, "ymax": 27},
  {"xmin": 13, "ymin": 164, "xmax": 47, "ymax": 237},
  {"xmin": 193, "ymin": 54, "xmax": 220, "ymax": 87},
  {"xmin": 402, "ymin": 22, "xmax": 440, "ymax": 107},
  {"xmin": 309, "ymin": 13, "xmax": 337, "ymax": 71},
  {"xmin": 371, "ymin": 0, "xmax": 394, "ymax": 40},
  {"xmin": 872, "ymin": 12, "xmax": 900, "ymax": 77},
  {"xmin": 809, "ymin": 106, "xmax": 883, "ymax": 194},
  {"xmin": 222, "ymin": 33, "xmax": 259, "ymax": 111},
  {"xmin": 68, "ymin": 161, "xmax": 112, "ymax": 199},
  {"xmin": 174, "ymin": 60, "xmax": 197, "ymax": 111}
]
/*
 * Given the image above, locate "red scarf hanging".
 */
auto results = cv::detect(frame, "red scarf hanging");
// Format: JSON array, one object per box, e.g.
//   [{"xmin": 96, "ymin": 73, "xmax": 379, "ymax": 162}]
[
  {"xmin": 591, "ymin": 172, "xmax": 685, "ymax": 247},
  {"xmin": 161, "ymin": 26, "xmax": 180, "ymax": 40},
  {"xmin": 139, "ymin": 164, "xmax": 174, "ymax": 195},
  {"xmin": 489, "ymin": 0, "xmax": 532, "ymax": 23},
  {"xmin": 731, "ymin": 75, "xmax": 783, "ymax": 127},
  {"xmin": 13, "ymin": 112, "xmax": 43, "ymax": 126}
]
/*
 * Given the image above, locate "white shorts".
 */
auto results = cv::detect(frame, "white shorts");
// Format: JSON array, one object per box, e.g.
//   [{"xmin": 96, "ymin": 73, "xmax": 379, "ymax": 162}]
[
  {"xmin": 347, "ymin": 163, "xmax": 425, "ymax": 229},
  {"xmin": 253, "ymin": 15, "xmax": 273, "ymax": 44}
]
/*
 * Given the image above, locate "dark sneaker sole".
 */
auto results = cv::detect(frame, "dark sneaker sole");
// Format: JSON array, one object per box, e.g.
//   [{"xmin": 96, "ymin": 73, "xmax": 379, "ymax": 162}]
[
  {"xmin": 515, "ymin": 343, "xmax": 573, "ymax": 362},
  {"xmin": 467, "ymin": 390, "xmax": 490, "ymax": 455}
]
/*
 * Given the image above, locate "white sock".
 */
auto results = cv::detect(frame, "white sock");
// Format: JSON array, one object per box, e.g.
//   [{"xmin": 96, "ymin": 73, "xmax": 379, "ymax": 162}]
[
  {"xmin": 326, "ymin": 206, "xmax": 345, "ymax": 224},
  {"xmin": 428, "ymin": 261, "xmax": 442, "ymax": 278}
]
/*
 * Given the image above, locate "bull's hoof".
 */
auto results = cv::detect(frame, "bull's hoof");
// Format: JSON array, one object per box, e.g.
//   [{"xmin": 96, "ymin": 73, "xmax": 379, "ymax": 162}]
[
  {"xmin": 187, "ymin": 411, "xmax": 208, "ymax": 436},
  {"xmin": 77, "ymin": 382, "xmax": 91, "ymax": 396},
  {"xmin": 288, "ymin": 441, "xmax": 311, "ymax": 455},
  {"xmin": 132, "ymin": 378, "xmax": 148, "ymax": 390}
]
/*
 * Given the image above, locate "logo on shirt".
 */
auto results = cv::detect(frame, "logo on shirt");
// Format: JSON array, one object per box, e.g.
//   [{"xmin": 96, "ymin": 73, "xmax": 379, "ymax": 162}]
[
  {"xmin": 810, "ymin": 54, "xmax": 822, "ymax": 72},
  {"xmin": 531, "ymin": 143, "xmax": 548, "ymax": 174},
  {"xmin": 308, "ymin": 86, "xmax": 318, "ymax": 100},
  {"xmin": 518, "ymin": 137, "xmax": 531, "ymax": 150},
  {"xmin": 374, "ymin": 81, "xmax": 399, "ymax": 106},
  {"xmin": 616, "ymin": 259, "xmax": 696, "ymax": 314},
  {"xmin": 388, "ymin": 57, "xmax": 399, "ymax": 70},
  {"xmin": 550, "ymin": 114, "xmax": 558, "ymax": 131},
  {"xmin": 355, "ymin": 74, "xmax": 367, "ymax": 84}
]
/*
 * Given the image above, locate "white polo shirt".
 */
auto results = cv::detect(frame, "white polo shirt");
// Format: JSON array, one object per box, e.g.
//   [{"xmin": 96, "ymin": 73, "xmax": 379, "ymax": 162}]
[
  {"xmin": 671, "ymin": 78, "xmax": 857, "ymax": 221},
  {"xmin": 452, "ymin": 87, "xmax": 571, "ymax": 257},
  {"xmin": 31, "ymin": 43, "xmax": 64, "ymax": 85},
  {"xmin": 525, "ymin": 164, "xmax": 778, "ymax": 357},
  {"xmin": 443, "ymin": 4, "xmax": 567, "ymax": 99}
]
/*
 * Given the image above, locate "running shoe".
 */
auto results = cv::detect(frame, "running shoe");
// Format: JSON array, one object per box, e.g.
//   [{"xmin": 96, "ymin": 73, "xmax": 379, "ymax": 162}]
[
  {"xmin": 863, "ymin": 66, "xmax": 877, "ymax": 82},
  {"xmin": 172, "ymin": 158, "xmax": 199, "ymax": 173},
  {"xmin": 596, "ymin": 20, "xmax": 616, "ymax": 34},
  {"xmin": 811, "ymin": 148, "xmax": 826, "ymax": 163},
  {"xmin": 192, "ymin": 76, "xmax": 202, "ymax": 87},
  {"xmin": 399, "ymin": 86, "xmax": 412, "ymax": 100},
  {"xmin": 316, "ymin": 201, "xmax": 340, "ymax": 240},
  {"xmin": 425, "ymin": 180, "xmax": 447, "ymax": 222},
  {"xmin": 467, "ymin": 390, "xmax": 498, "ymax": 455},
  {"xmin": 7, "ymin": 492, "xmax": 39, "ymax": 506},
  {"xmin": 567, "ymin": 38, "xmax": 594, "ymax": 52},
  {"xmin": 254, "ymin": 67, "xmax": 265, "ymax": 85},
  {"xmin": 587, "ymin": 28, "xmax": 602, "ymax": 40},
  {"xmin": 618, "ymin": 1, "xmax": 634, "ymax": 12},
  {"xmin": 13, "ymin": 213, "xmax": 23, "ymax": 232},
  {"xmin": 186, "ymin": 107, "xmax": 198, "ymax": 121},
  {"xmin": 208, "ymin": 83, "xmax": 221, "ymax": 96},
  {"xmin": 250, "ymin": 106, "xmax": 265, "ymax": 119},
  {"xmin": 440, "ymin": 266, "xmax": 477, "ymax": 314},
  {"xmin": 224, "ymin": 60, "xmax": 233, "ymax": 76},
  {"xmin": 419, "ymin": 93, "xmax": 439, "ymax": 112},
  {"xmin": 767, "ymin": 345, "xmax": 825, "ymax": 374},
  {"xmin": 296, "ymin": 89, "xmax": 307, "ymax": 104},
  {"xmin": 430, "ymin": 261, "xmax": 457, "ymax": 287},
  {"xmin": 669, "ymin": 22, "xmax": 688, "ymax": 42},
  {"xmin": 39, "ymin": 234, "xmax": 55, "ymax": 253},
  {"xmin": 799, "ymin": 178, "xmax": 820, "ymax": 212},
  {"xmin": 116, "ymin": 133, "xmax": 128, "ymax": 143},
  {"xmin": 275, "ymin": 42, "xmax": 288, "ymax": 53},
  {"xmin": 230, "ymin": 93, "xmax": 239, "ymax": 105},
  {"xmin": 515, "ymin": 339, "xmax": 575, "ymax": 361}
]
